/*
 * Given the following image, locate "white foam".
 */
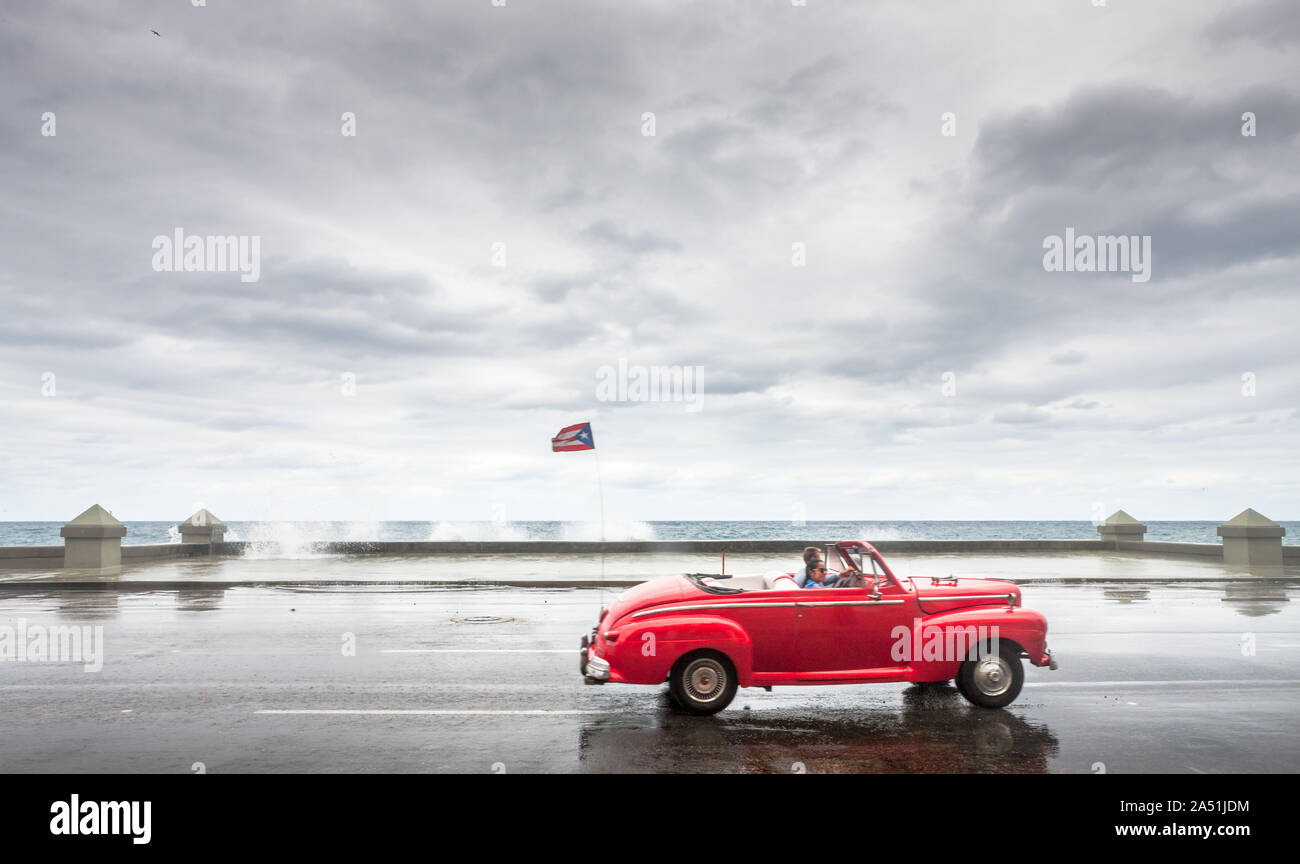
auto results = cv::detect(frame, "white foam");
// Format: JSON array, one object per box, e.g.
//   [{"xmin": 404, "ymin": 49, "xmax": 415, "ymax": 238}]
[
  {"xmin": 342, "ymin": 521, "xmax": 382, "ymax": 542},
  {"xmin": 424, "ymin": 521, "xmax": 529, "ymax": 542},
  {"xmin": 561, "ymin": 519, "xmax": 656, "ymax": 541},
  {"xmin": 238, "ymin": 522, "xmax": 327, "ymax": 559},
  {"xmin": 859, "ymin": 523, "xmax": 904, "ymax": 542}
]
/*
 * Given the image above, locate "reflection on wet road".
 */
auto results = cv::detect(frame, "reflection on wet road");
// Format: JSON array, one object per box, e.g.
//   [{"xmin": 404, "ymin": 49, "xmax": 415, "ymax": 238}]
[
  {"xmin": 0, "ymin": 580, "xmax": 1296, "ymax": 772},
  {"xmin": 578, "ymin": 688, "xmax": 1059, "ymax": 773}
]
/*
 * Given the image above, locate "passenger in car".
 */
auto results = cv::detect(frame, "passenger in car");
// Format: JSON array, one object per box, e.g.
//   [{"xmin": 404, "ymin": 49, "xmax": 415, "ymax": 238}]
[
  {"xmin": 803, "ymin": 562, "xmax": 833, "ymax": 589},
  {"xmin": 794, "ymin": 546, "xmax": 822, "ymax": 588},
  {"xmin": 807, "ymin": 558, "xmax": 868, "ymax": 590}
]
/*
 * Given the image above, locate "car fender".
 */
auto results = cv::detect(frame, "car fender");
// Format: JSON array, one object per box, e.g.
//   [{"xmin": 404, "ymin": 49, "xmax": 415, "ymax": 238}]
[
  {"xmin": 902, "ymin": 607, "xmax": 1048, "ymax": 681},
  {"xmin": 606, "ymin": 613, "xmax": 754, "ymax": 687}
]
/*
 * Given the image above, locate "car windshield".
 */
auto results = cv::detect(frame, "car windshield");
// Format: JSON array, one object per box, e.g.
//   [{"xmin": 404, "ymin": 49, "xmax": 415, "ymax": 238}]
[{"xmin": 843, "ymin": 548, "xmax": 888, "ymax": 585}]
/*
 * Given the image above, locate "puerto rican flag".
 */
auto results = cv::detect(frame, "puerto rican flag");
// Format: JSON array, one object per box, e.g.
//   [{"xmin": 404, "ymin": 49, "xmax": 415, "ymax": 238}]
[{"xmin": 551, "ymin": 422, "xmax": 595, "ymax": 452}]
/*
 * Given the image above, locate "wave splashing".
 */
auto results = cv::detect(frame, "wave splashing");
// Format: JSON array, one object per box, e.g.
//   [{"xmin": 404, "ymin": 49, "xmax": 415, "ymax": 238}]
[
  {"xmin": 236, "ymin": 521, "xmax": 383, "ymax": 559},
  {"xmin": 561, "ymin": 520, "xmax": 656, "ymax": 541},
  {"xmin": 424, "ymin": 521, "xmax": 530, "ymax": 542}
]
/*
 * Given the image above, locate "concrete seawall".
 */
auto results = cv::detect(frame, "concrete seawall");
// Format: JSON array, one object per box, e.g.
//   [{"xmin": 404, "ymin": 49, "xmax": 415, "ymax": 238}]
[
  {"xmin": 3, "ymin": 537, "xmax": 1297, "ymax": 571},
  {"xmin": 228, "ymin": 539, "xmax": 1122, "ymax": 555},
  {"xmin": 234, "ymin": 538, "xmax": 1296, "ymax": 557},
  {"xmin": 200, "ymin": 538, "xmax": 1167, "ymax": 555},
  {"xmin": 0, "ymin": 545, "xmax": 63, "ymax": 569},
  {"xmin": 9, "ymin": 506, "xmax": 1292, "ymax": 579},
  {"xmin": 1, "ymin": 542, "xmax": 235, "ymax": 569}
]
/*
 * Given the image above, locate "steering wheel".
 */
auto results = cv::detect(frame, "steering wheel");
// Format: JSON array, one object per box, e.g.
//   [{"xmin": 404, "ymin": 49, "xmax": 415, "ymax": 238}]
[{"xmin": 836, "ymin": 568, "xmax": 862, "ymax": 587}]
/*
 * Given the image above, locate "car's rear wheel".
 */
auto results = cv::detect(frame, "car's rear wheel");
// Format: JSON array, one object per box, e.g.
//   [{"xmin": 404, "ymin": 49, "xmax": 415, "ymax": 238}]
[
  {"xmin": 668, "ymin": 651, "xmax": 737, "ymax": 715},
  {"xmin": 956, "ymin": 643, "xmax": 1024, "ymax": 708}
]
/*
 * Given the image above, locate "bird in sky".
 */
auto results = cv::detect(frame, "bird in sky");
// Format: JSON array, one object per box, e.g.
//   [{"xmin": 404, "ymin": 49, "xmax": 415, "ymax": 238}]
[{"xmin": 151, "ymin": 30, "xmax": 161, "ymax": 37}]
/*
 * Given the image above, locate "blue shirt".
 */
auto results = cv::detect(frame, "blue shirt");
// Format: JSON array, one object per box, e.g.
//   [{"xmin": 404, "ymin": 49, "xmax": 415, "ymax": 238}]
[{"xmin": 802, "ymin": 567, "xmax": 832, "ymax": 588}]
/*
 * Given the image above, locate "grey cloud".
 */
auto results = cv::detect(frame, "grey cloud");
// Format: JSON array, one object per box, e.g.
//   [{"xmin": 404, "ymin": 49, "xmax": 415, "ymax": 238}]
[
  {"xmin": 202, "ymin": 414, "xmax": 301, "ymax": 433},
  {"xmin": 581, "ymin": 220, "xmax": 681, "ymax": 254},
  {"xmin": 1207, "ymin": 0, "xmax": 1300, "ymax": 48},
  {"xmin": 2, "ymin": 1, "xmax": 1298, "ymax": 520},
  {"xmin": 991, "ymin": 406, "xmax": 1052, "ymax": 425},
  {"xmin": 974, "ymin": 85, "xmax": 1300, "ymax": 195},
  {"xmin": 741, "ymin": 55, "xmax": 902, "ymax": 139}
]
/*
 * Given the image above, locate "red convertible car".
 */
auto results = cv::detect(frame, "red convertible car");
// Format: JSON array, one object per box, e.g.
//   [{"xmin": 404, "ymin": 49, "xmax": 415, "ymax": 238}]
[{"xmin": 580, "ymin": 541, "xmax": 1056, "ymax": 714}]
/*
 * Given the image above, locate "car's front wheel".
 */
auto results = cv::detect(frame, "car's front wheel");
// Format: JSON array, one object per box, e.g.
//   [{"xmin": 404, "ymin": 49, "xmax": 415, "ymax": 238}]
[
  {"xmin": 668, "ymin": 651, "xmax": 737, "ymax": 715},
  {"xmin": 956, "ymin": 643, "xmax": 1024, "ymax": 708}
]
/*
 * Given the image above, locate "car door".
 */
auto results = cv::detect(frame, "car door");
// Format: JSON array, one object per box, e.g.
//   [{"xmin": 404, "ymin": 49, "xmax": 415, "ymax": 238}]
[
  {"xmin": 796, "ymin": 585, "xmax": 918, "ymax": 676},
  {"xmin": 719, "ymin": 590, "xmax": 800, "ymax": 676}
]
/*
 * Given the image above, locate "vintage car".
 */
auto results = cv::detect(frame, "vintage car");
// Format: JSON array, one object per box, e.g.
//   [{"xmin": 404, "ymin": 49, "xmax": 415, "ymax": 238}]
[{"xmin": 580, "ymin": 540, "xmax": 1056, "ymax": 714}]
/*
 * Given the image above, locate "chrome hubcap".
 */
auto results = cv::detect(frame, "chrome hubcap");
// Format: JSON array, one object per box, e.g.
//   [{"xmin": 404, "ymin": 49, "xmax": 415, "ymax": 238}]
[
  {"xmin": 973, "ymin": 655, "xmax": 1012, "ymax": 697},
  {"xmin": 684, "ymin": 659, "xmax": 726, "ymax": 702}
]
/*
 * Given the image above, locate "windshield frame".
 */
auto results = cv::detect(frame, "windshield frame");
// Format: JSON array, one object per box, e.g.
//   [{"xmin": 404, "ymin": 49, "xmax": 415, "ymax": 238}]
[{"xmin": 831, "ymin": 541, "xmax": 911, "ymax": 593}]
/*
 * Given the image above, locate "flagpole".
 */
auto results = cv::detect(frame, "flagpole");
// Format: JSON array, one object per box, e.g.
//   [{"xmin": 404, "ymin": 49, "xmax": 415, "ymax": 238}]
[
  {"xmin": 593, "ymin": 445, "xmax": 606, "ymax": 595},
  {"xmin": 553, "ymin": 421, "xmax": 605, "ymax": 610}
]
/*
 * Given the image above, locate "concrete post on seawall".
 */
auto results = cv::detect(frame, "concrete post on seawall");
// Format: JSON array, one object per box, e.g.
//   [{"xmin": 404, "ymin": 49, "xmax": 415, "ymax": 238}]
[
  {"xmin": 1097, "ymin": 510, "xmax": 1147, "ymax": 546},
  {"xmin": 1217, "ymin": 508, "xmax": 1285, "ymax": 568},
  {"xmin": 60, "ymin": 504, "xmax": 127, "ymax": 569},
  {"xmin": 178, "ymin": 509, "xmax": 226, "ymax": 547}
]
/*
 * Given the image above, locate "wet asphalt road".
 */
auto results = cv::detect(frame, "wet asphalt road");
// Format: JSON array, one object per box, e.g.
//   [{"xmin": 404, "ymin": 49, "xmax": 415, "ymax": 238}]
[{"xmin": 1, "ymin": 580, "xmax": 1297, "ymax": 773}]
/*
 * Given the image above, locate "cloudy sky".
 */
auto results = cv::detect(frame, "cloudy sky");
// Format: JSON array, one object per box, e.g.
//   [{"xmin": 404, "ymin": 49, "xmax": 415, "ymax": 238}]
[{"xmin": 1, "ymin": 0, "xmax": 1297, "ymax": 525}]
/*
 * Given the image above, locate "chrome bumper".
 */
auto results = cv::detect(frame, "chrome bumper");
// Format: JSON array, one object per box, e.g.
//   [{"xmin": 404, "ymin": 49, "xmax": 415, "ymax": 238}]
[
  {"xmin": 585, "ymin": 653, "xmax": 610, "ymax": 684},
  {"xmin": 580, "ymin": 633, "xmax": 610, "ymax": 684}
]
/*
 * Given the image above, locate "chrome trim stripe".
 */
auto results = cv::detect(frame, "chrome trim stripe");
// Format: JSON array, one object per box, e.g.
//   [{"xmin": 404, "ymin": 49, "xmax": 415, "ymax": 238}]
[
  {"xmin": 795, "ymin": 600, "xmax": 906, "ymax": 607},
  {"xmin": 629, "ymin": 602, "xmax": 798, "ymax": 618},
  {"xmin": 630, "ymin": 599, "xmax": 909, "ymax": 618},
  {"xmin": 920, "ymin": 594, "xmax": 1015, "ymax": 602}
]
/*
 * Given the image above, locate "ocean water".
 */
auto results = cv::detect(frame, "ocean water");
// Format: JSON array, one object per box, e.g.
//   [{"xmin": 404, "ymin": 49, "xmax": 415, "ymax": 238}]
[{"xmin": 1, "ymin": 519, "xmax": 1296, "ymax": 548}]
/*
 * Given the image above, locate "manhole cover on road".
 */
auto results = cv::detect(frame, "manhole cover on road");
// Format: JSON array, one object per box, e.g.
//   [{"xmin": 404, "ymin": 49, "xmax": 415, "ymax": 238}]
[{"xmin": 452, "ymin": 615, "xmax": 515, "ymax": 624}]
